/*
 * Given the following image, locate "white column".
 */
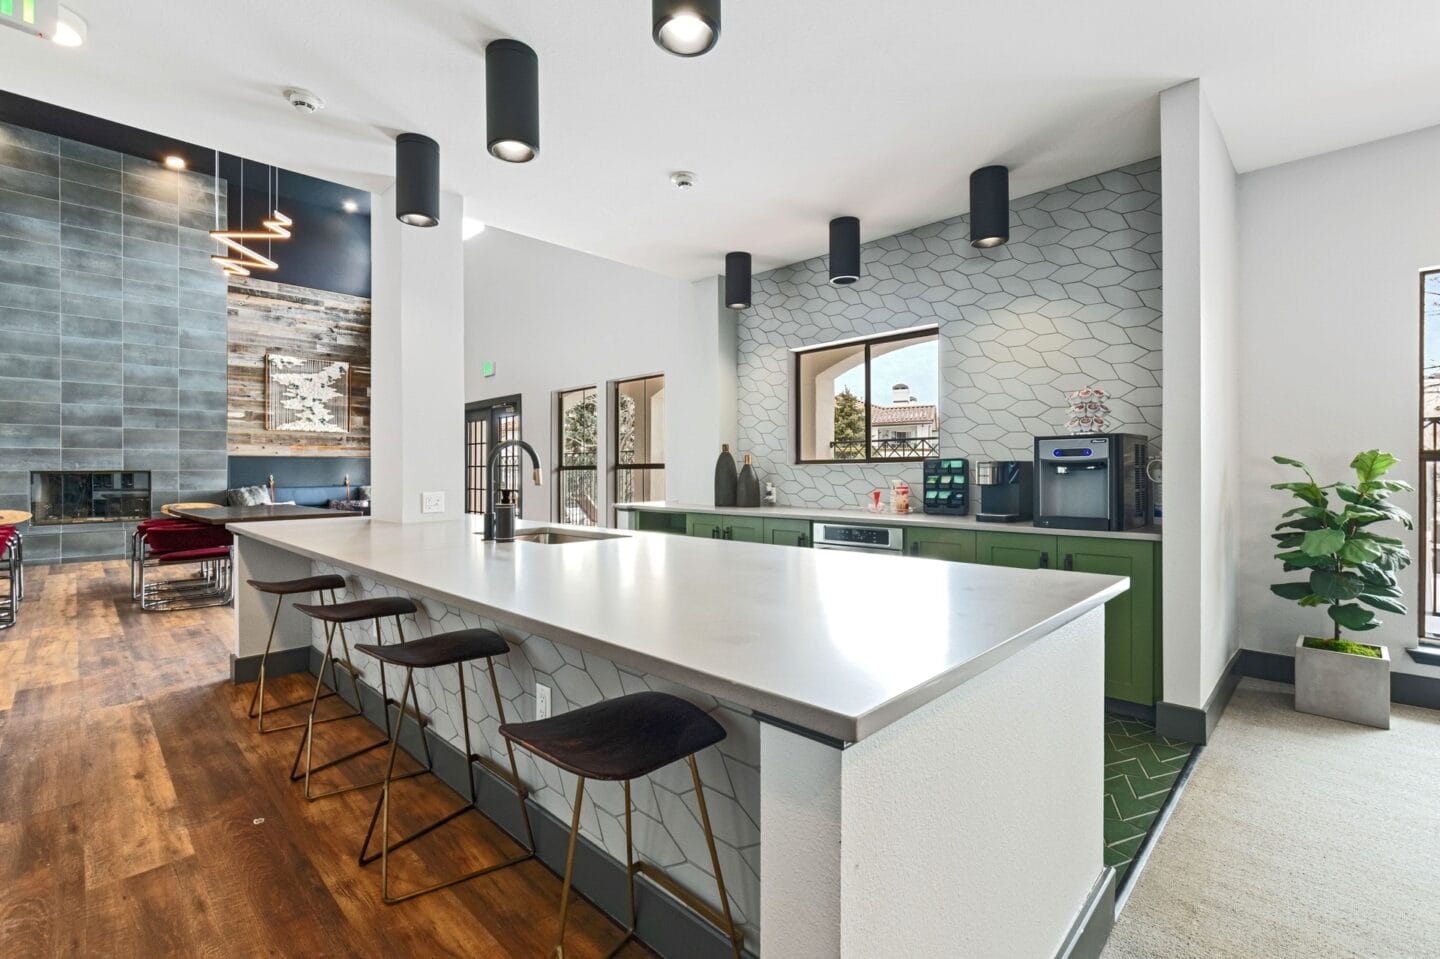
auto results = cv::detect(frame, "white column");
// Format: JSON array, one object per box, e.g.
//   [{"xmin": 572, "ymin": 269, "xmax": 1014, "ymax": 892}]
[{"xmin": 370, "ymin": 185, "xmax": 466, "ymax": 524}]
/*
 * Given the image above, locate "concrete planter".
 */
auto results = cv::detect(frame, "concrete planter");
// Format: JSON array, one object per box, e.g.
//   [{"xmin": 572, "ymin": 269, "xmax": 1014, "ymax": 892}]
[{"xmin": 1294, "ymin": 635, "xmax": 1390, "ymax": 729}]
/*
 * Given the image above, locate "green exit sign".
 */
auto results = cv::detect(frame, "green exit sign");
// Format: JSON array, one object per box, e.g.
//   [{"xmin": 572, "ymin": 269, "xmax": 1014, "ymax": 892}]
[
  {"xmin": 1, "ymin": 0, "xmax": 56, "ymax": 37},
  {"xmin": 481, "ymin": 360, "xmax": 496, "ymax": 378}
]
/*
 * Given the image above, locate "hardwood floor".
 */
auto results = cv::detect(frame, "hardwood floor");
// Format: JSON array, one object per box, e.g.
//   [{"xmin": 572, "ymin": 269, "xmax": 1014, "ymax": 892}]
[{"xmin": 0, "ymin": 560, "xmax": 652, "ymax": 958}]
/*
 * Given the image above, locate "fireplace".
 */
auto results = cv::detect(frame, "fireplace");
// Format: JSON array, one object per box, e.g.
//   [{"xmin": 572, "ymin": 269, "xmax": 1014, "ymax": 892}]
[{"xmin": 30, "ymin": 471, "xmax": 152, "ymax": 526}]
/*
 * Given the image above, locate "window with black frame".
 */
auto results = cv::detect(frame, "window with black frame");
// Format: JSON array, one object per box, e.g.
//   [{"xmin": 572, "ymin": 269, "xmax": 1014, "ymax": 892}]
[
  {"xmin": 615, "ymin": 374, "xmax": 665, "ymax": 509},
  {"xmin": 1421, "ymin": 270, "xmax": 1440, "ymax": 638},
  {"xmin": 794, "ymin": 327, "xmax": 940, "ymax": 463},
  {"xmin": 557, "ymin": 386, "xmax": 599, "ymax": 526}
]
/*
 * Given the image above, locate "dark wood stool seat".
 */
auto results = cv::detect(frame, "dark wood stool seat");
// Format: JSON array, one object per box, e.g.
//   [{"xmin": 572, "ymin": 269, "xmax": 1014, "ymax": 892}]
[
  {"xmin": 499, "ymin": 691, "xmax": 725, "ymax": 782},
  {"xmin": 502, "ymin": 691, "xmax": 741, "ymax": 959},
  {"xmin": 247, "ymin": 573, "xmax": 347, "ymax": 596},
  {"xmin": 354, "ymin": 627, "xmax": 508, "ymax": 669},
  {"xmin": 351, "ymin": 626, "xmax": 534, "ymax": 904},
  {"xmin": 294, "ymin": 596, "xmax": 417, "ymax": 623},
  {"xmin": 246, "ymin": 573, "xmax": 360, "ymax": 735},
  {"xmin": 288, "ymin": 594, "xmax": 424, "ymax": 801}
]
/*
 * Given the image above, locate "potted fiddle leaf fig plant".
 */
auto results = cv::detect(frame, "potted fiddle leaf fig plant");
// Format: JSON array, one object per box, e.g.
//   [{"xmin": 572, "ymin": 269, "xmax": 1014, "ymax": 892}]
[{"xmin": 1270, "ymin": 450, "xmax": 1412, "ymax": 729}]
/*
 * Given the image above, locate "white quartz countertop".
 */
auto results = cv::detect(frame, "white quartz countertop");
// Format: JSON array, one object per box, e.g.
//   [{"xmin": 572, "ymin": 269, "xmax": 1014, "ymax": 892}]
[
  {"xmin": 618, "ymin": 501, "xmax": 1163, "ymax": 542},
  {"xmin": 232, "ymin": 515, "xmax": 1128, "ymax": 742}
]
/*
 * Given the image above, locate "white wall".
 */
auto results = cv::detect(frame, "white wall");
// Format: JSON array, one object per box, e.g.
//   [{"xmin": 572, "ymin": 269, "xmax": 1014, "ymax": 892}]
[
  {"xmin": 370, "ymin": 186, "xmax": 466, "ymax": 524},
  {"xmin": 1160, "ymin": 80, "xmax": 1242, "ymax": 711},
  {"xmin": 463, "ymin": 227, "xmax": 736, "ymax": 521},
  {"xmin": 1238, "ymin": 123, "xmax": 1440, "ymax": 678}
]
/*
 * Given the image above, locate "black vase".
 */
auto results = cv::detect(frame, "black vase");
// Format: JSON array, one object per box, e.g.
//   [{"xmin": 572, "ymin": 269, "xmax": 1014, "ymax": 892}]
[
  {"xmin": 714, "ymin": 444, "xmax": 737, "ymax": 507},
  {"xmin": 736, "ymin": 454, "xmax": 760, "ymax": 508}
]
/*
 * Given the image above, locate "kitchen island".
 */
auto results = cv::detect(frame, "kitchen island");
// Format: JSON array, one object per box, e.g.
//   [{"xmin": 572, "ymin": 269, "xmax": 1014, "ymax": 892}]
[{"xmin": 230, "ymin": 515, "xmax": 1127, "ymax": 958}]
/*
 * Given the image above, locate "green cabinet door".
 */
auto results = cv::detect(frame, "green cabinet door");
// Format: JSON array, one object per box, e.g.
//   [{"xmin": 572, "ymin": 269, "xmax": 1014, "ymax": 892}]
[
  {"xmin": 905, "ymin": 527, "xmax": 977, "ymax": 562},
  {"xmin": 722, "ymin": 513, "xmax": 764, "ymax": 543},
  {"xmin": 1060, "ymin": 537, "xmax": 1159, "ymax": 706},
  {"xmin": 635, "ymin": 510, "xmax": 686, "ymax": 534},
  {"xmin": 763, "ymin": 517, "xmax": 812, "ymax": 548},
  {"xmin": 975, "ymin": 530, "xmax": 1059, "ymax": 570},
  {"xmin": 686, "ymin": 515, "xmax": 725, "ymax": 539}
]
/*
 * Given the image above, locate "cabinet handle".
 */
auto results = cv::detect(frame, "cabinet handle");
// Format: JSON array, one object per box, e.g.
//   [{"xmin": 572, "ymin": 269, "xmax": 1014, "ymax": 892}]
[
  {"xmin": 1064, "ymin": 553, "xmax": 1073, "ymax": 571},
  {"xmin": 799, "ymin": 535, "xmax": 808, "ymax": 547},
  {"xmin": 724, "ymin": 527, "xmax": 733, "ymax": 540},
  {"xmin": 1040, "ymin": 552, "xmax": 1049, "ymax": 569},
  {"xmin": 711, "ymin": 528, "xmax": 719, "ymax": 539},
  {"xmin": 910, "ymin": 543, "xmax": 919, "ymax": 556}
]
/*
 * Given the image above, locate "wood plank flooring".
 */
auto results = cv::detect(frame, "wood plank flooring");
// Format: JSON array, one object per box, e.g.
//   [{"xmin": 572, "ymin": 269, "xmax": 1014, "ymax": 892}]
[{"xmin": 0, "ymin": 560, "xmax": 652, "ymax": 958}]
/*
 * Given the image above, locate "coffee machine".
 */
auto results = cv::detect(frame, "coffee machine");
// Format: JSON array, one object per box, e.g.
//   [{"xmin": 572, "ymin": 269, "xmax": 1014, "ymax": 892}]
[
  {"xmin": 975, "ymin": 460, "xmax": 1033, "ymax": 523},
  {"xmin": 1033, "ymin": 433, "xmax": 1150, "ymax": 531}
]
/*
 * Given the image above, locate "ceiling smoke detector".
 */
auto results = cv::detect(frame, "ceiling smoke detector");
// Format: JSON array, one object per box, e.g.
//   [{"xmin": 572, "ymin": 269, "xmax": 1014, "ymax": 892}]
[
  {"xmin": 284, "ymin": 88, "xmax": 326, "ymax": 114},
  {"xmin": 670, "ymin": 170, "xmax": 698, "ymax": 190}
]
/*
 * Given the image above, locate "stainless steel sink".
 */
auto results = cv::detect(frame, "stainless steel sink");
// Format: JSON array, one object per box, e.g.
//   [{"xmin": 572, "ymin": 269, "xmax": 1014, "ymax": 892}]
[{"xmin": 509, "ymin": 528, "xmax": 627, "ymax": 545}]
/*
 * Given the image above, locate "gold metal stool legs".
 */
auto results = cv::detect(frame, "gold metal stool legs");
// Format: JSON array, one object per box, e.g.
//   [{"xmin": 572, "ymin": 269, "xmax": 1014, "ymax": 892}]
[
  {"xmin": 289, "ymin": 614, "xmax": 429, "ymax": 801},
  {"xmin": 552, "ymin": 755, "xmax": 743, "ymax": 959},
  {"xmin": 249, "ymin": 589, "xmax": 352, "ymax": 733},
  {"xmin": 358, "ymin": 659, "xmax": 535, "ymax": 904}
]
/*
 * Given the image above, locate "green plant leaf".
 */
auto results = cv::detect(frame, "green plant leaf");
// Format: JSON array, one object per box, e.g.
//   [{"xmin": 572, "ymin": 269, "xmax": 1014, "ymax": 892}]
[
  {"xmin": 1275, "ymin": 549, "xmax": 1328, "ymax": 570},
  {"xmin": 1298, "ymin": 594, "xmax": 1326, "ymax": 607},
  {"xmin": 1351, "ymin": 450, "xmax": 1398, "ymax": 483},
  {"xmin": 1357, "ymin": 563, "xmax": 1397, "ymax": 587},
  {"xmin": 1338, "ymin": 538, "xmax": 1384, "ymax": 565},
  {"xmin": 1309, "ymin": 569, "xmax": 1366, "ymax": 601},
  {"xmin": 1275, "ymin": 518, "xmax": 1323, "ymax": 532},
  {"xmin": 1270, "ymin": 533, "xmax": 1305, "ymax": 549},
  {"xmin": 1299, "ymin": 528, "xmax": 1346, "ymax": 557},
  {"xmin": 1334, "ymin": 483, "xmax": 1363, "ymax": 504},
  {"xmin": 1271, "ymin": 481, "xmax": 1328, "ymax": 507},
  {"xmin": 1328, "ymin": 603, "xmax": 1378, "ymax": 631},
  {"xmin": 1358, "ymin": 593, "xmax": 1407, "ymax": 614},
  {"xmin": 1270, "ymin": 582, "xmax": 1313, "ymax": 601}
]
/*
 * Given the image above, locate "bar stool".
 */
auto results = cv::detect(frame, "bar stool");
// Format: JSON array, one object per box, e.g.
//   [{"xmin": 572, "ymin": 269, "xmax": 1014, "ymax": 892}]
[
  {"xmin": 353, "ymin": 627, "xmax": 535, "ymax": 903},
  {"xmin": 501, "ymin": 691, "xmax": 743, "ymax": 959},
  {"xmin": 245, "ymin": 574, "xmax": 357, "ymax": 733},
  {"xmin": 0, "ymin": 526, "xmax": 18, "ymax": 631},
  {"xmin": 288, "ymin": 596, "xmax": 431, "ymax": 801}
]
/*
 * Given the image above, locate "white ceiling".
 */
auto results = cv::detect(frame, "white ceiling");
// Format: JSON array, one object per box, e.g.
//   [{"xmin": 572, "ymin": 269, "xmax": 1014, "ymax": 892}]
[{"xmin": 5, "ymin": 1, "xmax": 1440, "ymax": 278}]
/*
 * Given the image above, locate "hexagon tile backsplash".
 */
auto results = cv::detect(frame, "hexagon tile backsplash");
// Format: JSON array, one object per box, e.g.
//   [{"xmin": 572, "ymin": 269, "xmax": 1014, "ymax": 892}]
[{"xmin": 738, "ymin": 158, "xmax": 1162, "ymax": 510}]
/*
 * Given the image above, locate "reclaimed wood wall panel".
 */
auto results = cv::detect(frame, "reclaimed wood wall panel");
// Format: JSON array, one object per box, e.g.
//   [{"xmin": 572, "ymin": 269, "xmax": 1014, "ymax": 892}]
[{"xmin": 227, "ymin": 276, "xmax": 371, "ymax": 456}]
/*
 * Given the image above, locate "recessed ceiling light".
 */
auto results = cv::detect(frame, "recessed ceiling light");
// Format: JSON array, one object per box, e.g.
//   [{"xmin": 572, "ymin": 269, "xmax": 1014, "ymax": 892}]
[
  {"xmin": 462, "ymin": 218, "xmax": 486, "ymax": 240},
  {"xmin": 53, "ymin": 5, "xmax": 87, "ymax": 47},
  {"xmin": 342, "ymin": 198, "xmax": 359, "ymax": 214},
  {"xmin": 163, "ymin": 155, "xmax": 187, "ymax": 171},
  {"xmin": 670, "ymin": 171, "xmax": 697, "ymax": 190}
]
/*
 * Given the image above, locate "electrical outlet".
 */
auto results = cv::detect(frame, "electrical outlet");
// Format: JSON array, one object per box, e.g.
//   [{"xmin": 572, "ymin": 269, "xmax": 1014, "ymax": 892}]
[
  {"xmin": 535, "ymin": 682, "xmax": 552, "ymax": 721},
  {"xmin": 421, "ymin": 491, "xmax": 445, "ymax": 514}
]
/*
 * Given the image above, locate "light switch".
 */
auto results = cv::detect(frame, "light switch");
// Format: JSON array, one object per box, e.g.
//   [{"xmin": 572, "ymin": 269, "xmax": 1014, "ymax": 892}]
[{"xmin": 421, "ymin": 491, "xmax": 445, "ymax": 514}]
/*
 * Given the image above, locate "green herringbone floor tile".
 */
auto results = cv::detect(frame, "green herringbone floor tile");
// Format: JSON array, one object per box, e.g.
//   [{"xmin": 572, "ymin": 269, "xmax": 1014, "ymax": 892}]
[{"xmin": 1102, "ymin": 712, "xmax": 1196, "ymax": 886}]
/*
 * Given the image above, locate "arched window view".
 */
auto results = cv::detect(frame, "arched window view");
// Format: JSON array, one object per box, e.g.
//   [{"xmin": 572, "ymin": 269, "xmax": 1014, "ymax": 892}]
[{"xmin": 795, "ymin": 328, "xmax": 939, "ymax": 462}]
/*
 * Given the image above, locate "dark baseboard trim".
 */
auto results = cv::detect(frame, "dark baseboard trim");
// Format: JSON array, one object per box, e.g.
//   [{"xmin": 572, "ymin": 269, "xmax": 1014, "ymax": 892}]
[
  {"xmin": 1054, "ymin": 868, "xmax": 1116, "ymax": 959},
  {"xmin": 301, "ymin": 649, "xmax": 756, "ymax": 959},
  {"xmin": 229, "ymin": 646, "xmax": 312, "ymax": 684},
  {"xmin": 1154, "ymin": 649, "xmax": 1242, "ymax": 744},
  {"xmin": 1234, "ymin": 647, "xmax": 1440, "ymax": 711},
  {"xmin": 1103, "ymin": 698, "xmax": 1156, "ymax": 723}
]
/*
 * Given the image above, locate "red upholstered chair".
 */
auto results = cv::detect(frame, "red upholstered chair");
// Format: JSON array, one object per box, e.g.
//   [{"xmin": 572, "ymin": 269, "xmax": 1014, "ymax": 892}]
[
  {"xmin": 0, "ymin": 526, "xmax": 17, "ymax": 630},
  {"xmin": 137, "ymin": 524, "xmax": 235, "ymax": 610}
]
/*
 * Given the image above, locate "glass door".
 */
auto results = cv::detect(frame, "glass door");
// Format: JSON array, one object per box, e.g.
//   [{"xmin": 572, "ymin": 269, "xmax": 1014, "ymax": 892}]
[{"xmin": 465, "ymin": 395, "xmax": 522, "ymax": 516}]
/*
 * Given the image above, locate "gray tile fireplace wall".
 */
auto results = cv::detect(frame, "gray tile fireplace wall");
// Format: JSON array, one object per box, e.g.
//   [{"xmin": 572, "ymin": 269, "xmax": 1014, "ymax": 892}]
[
  {"xmin": 737, "ymin": 158, "xmax": 1162, "ymax": 509},
  {"xmin": 0, "ymin": 120, "xmax": 228, "ymax": 562}
]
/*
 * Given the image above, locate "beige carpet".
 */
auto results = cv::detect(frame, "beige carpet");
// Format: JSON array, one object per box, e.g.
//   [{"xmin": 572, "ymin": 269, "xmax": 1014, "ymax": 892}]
[{"xmin": 1103, "ymin": 679, "xmax": 1440, "ymax": 959}]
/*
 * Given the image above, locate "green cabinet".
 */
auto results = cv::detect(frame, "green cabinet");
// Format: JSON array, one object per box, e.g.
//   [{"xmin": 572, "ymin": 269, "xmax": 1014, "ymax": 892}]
[
  {"xmin": 686, "ymin": 512, "xmax": 763, "ymax": 543},
  {"xmin": 1060, "ymin": 537, "xmax": 1159, "ymax": 707},
  {"xmin": 763, "ymin": 517, "xmax": 812, "ymax": 548},
  {"xmin": 975, "ymin": 530, "xmax": 1059, "ymax": 570},
  {"xmin": 905, "ymin": 527, "xmax": 976, "ymax": 563}
]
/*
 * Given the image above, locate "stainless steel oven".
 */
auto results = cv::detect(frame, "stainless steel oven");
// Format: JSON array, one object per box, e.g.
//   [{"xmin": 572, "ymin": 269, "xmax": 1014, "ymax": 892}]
[{"xmin": 810, "ymin": 522, "xmax": 904, "ymax": 555}]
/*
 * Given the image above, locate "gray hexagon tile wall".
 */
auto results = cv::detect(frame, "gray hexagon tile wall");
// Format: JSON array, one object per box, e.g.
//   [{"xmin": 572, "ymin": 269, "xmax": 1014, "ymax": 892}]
[{"xmin": 739, "ymin": 158, "xmax": 1161, "ymax": 508}]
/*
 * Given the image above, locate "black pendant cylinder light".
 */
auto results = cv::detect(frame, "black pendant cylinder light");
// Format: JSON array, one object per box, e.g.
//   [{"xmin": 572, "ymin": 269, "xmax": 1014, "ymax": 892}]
[
  {"xmin": 653, "ymin": 0, "xmax": 721, "ymax": 57},
  {"xmin": 725, "ymin": 251, "xmax": 752, "ymax": 309},
  {"xmin": 487, "ymin": 39, "xmax": 539, "ymax": 163},
  {"xmin": 395, "ymin": 133, "xmax": 440, "ymax": 227},
  {"xmin": 969, "ymin": 165, "xmax": 1010, "ymax": 248},
  {"xmin": 829, "ymin": 216, "xmax": 861, "ymax": 286}
]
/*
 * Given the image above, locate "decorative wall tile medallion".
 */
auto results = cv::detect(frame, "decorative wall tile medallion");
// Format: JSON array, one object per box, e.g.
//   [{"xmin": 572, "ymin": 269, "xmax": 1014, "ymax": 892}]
[{"xmin": 264, "ymin": 353, "xmax": 350, "ymax": 433}]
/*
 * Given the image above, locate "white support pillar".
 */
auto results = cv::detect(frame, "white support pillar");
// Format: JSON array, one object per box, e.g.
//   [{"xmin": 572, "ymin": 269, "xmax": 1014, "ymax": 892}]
[{"xmin": 370, "ymin": 184, "xmax": 466, "ymax": 524}]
